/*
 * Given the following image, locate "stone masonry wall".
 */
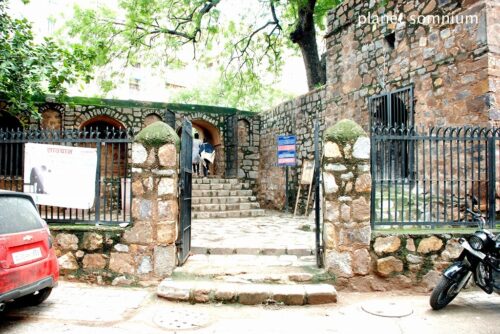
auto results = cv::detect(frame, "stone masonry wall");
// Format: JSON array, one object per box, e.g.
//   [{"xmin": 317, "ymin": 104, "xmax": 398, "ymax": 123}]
[
  {"xmin": 322, "ymin": 120, "xmax": 372, "ymax": 285},
  {"xmin": 258, "ymin": 87, "xmax": 326, "ymax": 210},
  {"xmin": 324, "ymin": 0, "xmax": 497, "ymax": 130},
  {"xmin": 239, "ymin": 117, "xmax": 261, "ymax": 187},
  {"xmin": 487, "ymin": 1, "xmax": 500, "ymax": 124},
  {"xmin": 52, "ymin": 122, "xmax": 180, "ymax": 285}
]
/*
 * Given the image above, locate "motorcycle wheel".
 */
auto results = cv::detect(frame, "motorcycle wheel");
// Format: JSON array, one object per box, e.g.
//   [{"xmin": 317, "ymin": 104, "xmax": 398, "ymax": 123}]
[{"xmin": 430, "ymin": 276, "xmax": 461, "ymax": 310}]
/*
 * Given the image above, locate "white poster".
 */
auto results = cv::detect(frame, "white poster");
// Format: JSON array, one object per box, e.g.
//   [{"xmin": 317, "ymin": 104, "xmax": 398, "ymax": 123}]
[{"xmin": 23, "ymin": 143, "xmax": 97, "ymax": 209}]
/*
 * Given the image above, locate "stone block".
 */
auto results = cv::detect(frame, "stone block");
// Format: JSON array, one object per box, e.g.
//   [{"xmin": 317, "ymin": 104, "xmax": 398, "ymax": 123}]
[
  {"xmin": 417, "ymin": 236, "xmax": 443, "ymax": 254},
  {"xmin": 131, "ymin": 179, "xmax": 144, "ymax": 196},
  {"xmin": 114, "ymin": 243, "xmax": 129, "ymax": 253},
  {"xmin": 323, "ymin": 173, "xmax": 338, "ymax": 194},
  {"xmin": 112, "ymin": 276, "xmax": 134, "ymax": 286},
  {"xmin": 326, "ymin": 250, "xmax": 353, "ymax": 278},
  {"xmin": 158, "ymin": 177, "xmax": 175, "ymax": 196},
  {"xmin": 373, "ymin": 236, "xmax": 401, "ymax": 255},
  {"xmin": 377, "ymin": 256, "xmax": 403, "ymax": 277},
  {"xmin": 406, "ymin": 238, "xmax": 416, "ymax": 252},
  {"xmin": 324, "ymin": 201, "xmax": 339, "ymax": 222},
  {"xmin": 55, "ymin": 233, "xmax": 79, "ymax": 251},
  {"xmin": 355, "ymin": 173, "xmax": 371, "ymax": 193},
  {"xmin": 340, "ymin": 204, "xmax": 351, "ymax": 222},
  {"xmin": 159, "ymin": 144, "xmax": 177, "ymax": 167},
  {"xmin": 238, "ymin": 285, "xmax": 271, "ymax": 305},
  {"xmin": 352, "ymin": 137, "xmax": 370, "ymax": 159},
  {"xmin": 351, "ymin": 197, "xmax": 370, "ymax": 221},
  {"xmin": 353, "ymin": 248, "xmax": 371, "ymax": 275},
  {"xmin": 422, "ymin": 270, "xmax": 442, "ymax": 291},
  {"xmin": 441, "ymin": 238, "xmax": 462, "ymax": 261},
  {"xmin": 157, "ymin": 220, "xmax": 177, "ymax": 244},
  {"xmin": 272, "ymin": 285, "xmax": 305, "ymax": 305},
  {"xmin": 339, "ymin": 225, "xmax": 371, "ymax": 247},
  {"xmin": 158, "ymin": 200, "xmax": 178, "ymax": 221},
  {"xmin": 82, "ymin": 254, "xmax": 107, "ymax": 270},
  {"xmin": 214, "ymin": 285, "xmax": 236, "ymax": 302},
  {"xmin": 132, "ymin": 143, "xmax": 147, "ymax": 164},
  {"xmin": 138, "ymin": 256, "xmax": 153, "ymax": 274},
  {"xmin": 82, "ymin": 232, "xmax": 103, "ymax": 251},
  {"xmin": 58, "ymin": 252, "xmax": 79, "ymax": 271},
  {"xmin": 132, "ymin": 198, "xmax": 152, "ymax": 220},
  {"xmin": 154, "ymin": 245, "xmax": 176, "ymax": 277},
  {"xmin": 109, "ymin": 253, "xmax": 135, "ymax": 274},
  {"xmin": 157, "ymin": 281, "xmax": 190, "ymax": 301},
  {"xmin": 123, "ymin": 221, "xmax": 153, "ymax": 244},
  {"xmin": 304, "ymin": 284, "xmax": 337, "ymax": 304},
  {"xmin": 324, "ymin": 142, "xmax": 342, "ymax": 158},
  {"xmin": 406, "ymin": 254, "xmax": 423, "ymax": 264}
]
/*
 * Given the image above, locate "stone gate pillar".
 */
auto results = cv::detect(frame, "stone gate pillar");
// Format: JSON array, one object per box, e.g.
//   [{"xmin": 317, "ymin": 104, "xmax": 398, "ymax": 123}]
[
  {"xmin": 124, "ymin": 122, "xmax": 180, "ymax": 279},
  {"xmin": 322, "ymin": 119, "xmax": 372, "ymax": 286}
]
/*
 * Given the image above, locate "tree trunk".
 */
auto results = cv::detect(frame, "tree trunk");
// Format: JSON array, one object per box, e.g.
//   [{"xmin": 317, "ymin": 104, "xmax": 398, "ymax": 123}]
[{"xmin": 290, "ymin": 0, "xmax": 326, "ymax": 90}]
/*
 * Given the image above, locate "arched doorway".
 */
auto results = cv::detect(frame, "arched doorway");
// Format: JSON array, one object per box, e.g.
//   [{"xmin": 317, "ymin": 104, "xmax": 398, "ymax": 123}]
[
  {"xmin": 80, "ymin": 116, "xmax": 128, "ymax": 218},
  {"xmin": 178, "ymin": 119, "xmax": 223, "ymax": 177}
]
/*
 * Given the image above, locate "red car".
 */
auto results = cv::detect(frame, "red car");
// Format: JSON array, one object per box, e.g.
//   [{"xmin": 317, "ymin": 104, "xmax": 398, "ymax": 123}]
[{"xmin": 0, "ymin": 190, "xmax": 59, "ymax": 311}]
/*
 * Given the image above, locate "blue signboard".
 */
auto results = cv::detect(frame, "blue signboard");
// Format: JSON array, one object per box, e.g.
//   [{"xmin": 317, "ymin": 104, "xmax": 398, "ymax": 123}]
[{"xmin": 277, "ymin": 135, "xmax": 297, "ymax": 167}]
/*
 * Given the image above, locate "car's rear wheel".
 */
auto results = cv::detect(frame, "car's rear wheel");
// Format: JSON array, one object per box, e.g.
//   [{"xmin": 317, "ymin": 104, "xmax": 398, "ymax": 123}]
[{"xmin": 16, "ymin": 287, "xmax": 52, "ymax": 306}]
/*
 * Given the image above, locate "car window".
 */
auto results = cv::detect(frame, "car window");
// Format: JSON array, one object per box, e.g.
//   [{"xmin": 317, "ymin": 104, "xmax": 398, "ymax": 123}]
[{"xmin": 0, "ymin": 196, "xmax": 44, "ymax": 235}]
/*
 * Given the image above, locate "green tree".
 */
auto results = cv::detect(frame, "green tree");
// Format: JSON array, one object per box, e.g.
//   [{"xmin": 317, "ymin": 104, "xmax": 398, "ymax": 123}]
[
  {"xmin": 65, "ymin": 0, "xmax": 342, "ymax": 101},
  {"xmin": 0, "ymin": 1, "xmax": 94, "ymax": 119}
]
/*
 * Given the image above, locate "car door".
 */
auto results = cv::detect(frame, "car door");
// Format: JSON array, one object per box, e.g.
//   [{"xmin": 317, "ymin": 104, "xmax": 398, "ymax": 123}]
[{"xmin": 0, "ymin": 194, "xmax": 51, "ymax": 293}]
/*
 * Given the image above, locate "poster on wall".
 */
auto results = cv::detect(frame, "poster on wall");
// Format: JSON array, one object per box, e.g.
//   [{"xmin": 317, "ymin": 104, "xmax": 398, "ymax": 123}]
[{"xmin": 23, "ymin": 143, "xmax": 97, "ymax": 209}]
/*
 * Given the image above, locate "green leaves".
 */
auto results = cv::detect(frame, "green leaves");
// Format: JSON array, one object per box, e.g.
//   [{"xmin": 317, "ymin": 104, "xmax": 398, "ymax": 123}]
[{"xmin": 0, "ymin": 1, "xmax": 95, "ymax": 119}]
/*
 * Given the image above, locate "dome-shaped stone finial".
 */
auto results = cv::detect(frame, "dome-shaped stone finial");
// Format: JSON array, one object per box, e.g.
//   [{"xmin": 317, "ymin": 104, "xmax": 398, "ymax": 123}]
[
  {"xmin": 324, "ymin": 119, "xmax": 366, "ymax": 144},
  {"xmin": 135, "ymin": 122, "xmax": 180, "ymax": 149}
]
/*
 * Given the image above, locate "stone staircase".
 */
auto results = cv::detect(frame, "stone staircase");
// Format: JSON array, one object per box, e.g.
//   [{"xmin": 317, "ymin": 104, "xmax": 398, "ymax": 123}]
[
  {"xmin": 191, "ymin": 178, "xmax": 265, "ymax": 219},
  {"xmin": 157, "ymin": 254, "xmax": 337, "ymax": 305}
]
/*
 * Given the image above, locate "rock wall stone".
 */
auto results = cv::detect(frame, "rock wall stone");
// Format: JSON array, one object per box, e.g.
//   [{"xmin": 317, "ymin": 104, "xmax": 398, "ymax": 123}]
[
  {"xmin": 258, "ymin": 87, "xmax": 326, "ymax": 210},
  {"xmin": 52, "ymin": 122, "xmax": 180, "ymax": 286},
  {"xmin": 322, "ymin": 120, "xmax": 372, "ymax": 284},
  {"xmin": 324, "ymin": 0, "xmax": 499, "ymax": 129}
]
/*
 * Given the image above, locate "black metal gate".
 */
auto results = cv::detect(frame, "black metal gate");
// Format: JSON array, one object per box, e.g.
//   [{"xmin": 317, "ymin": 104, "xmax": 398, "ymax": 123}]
[
  {"xmin": 313, "ymin": 118, "xmax": 323, "ymax": 268},
  {"xmin": 0, "ymin": 128, "xmax": 132, "ymax": 226},
  {"xmin": 371, "ymin": 126, "xmax": 500, "ymax": 229},
  {"xmin": 224, "ymin": 115, "xmax": 238, "ymax": 178},
  {"xmin": 177, "ymin": 118, "xmax": 193, "ymax": 265}
]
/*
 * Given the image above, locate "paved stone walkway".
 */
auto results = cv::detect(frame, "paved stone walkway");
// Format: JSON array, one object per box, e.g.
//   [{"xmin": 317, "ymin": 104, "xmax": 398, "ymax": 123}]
[
  {"xmin": 191, "ymin": 210, "xmax": 316, "ymax": 255},
  {"xmin": 2, "ymin": 282, "xmax": 500, "ymax": 334}
]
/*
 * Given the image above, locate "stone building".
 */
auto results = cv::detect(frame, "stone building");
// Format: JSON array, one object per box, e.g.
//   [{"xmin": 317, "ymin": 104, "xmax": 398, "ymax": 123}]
[{"xmin": 258, "ymin": 0, "xmax": 500, "ymax": 210}]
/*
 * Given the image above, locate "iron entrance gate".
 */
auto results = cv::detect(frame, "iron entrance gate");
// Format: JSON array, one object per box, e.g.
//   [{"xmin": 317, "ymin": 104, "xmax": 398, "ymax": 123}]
[
  {"xmin": 224, "ymin": 115, "xmax": 238, "ymax": 178},
  {"xmin": 177, "ymin": 118, "xmax": 193, "ymax": 265},
  {"xmin": 0, "ymin": 128, "xmax": 133, "ymax": 225},
  {"xmin": 371, "ymin": 126, "xmax": 500, "ymax": 229}
]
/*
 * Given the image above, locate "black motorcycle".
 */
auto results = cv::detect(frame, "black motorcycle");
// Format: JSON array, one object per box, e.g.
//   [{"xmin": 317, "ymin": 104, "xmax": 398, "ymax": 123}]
[{"xmin": 430, "ymin": 202, "xmax": 500, "ymax": 310}]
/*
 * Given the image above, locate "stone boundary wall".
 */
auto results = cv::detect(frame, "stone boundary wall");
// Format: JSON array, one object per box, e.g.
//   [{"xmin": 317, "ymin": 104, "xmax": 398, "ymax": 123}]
[
  {"xmin": 258, "ymin": 87, "xmax": 326, "ymax": 210},
  {"xmin": 350, "ymin": 233, "xmax": 463, "ymax": 292},
  {"xmin": 52, "ymin": 122, "xmax": 180, "ymax": 286},
  {"xmin": 239, "ymin": 117, "xmax": 261, "ymax": 186},
  {"xmin": 324, "ymin": 0, "xmax": 496, "ymax": 129}
]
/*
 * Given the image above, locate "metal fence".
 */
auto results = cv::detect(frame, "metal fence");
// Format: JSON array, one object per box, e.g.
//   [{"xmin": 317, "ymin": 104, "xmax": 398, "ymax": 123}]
[
  {"xmin": 371, "ymin": 126, "xmax": 500, "ymax": 229},
  {"xmin": 0, "ymin": 128, "xmax": 133, "ymax": 225}
]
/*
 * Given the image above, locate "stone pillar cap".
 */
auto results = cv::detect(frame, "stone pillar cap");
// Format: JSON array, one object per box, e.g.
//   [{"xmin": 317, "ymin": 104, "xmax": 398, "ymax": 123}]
[{"xmin": 135, "ymin": 122, "xmax": 180, "ymax": 149}]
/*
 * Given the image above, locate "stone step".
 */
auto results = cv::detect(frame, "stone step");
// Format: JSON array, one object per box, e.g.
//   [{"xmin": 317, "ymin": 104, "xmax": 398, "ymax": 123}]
[
  {"xmin": 157, "ymin": 280, "xmax": 337, "ymax": 305},
  {"xmin": 192, "ymin": 209, "xmax": 265, "ymax": 219},
  {"xmin": 190, "ymin": 246, "xmax": 313, "ymax": 257},
  {"xmin": 193, "ymin": 178, "xmax": 239, "ymax": 185},
  {"xmin": 192, "ymin": 189, "xmax": 254, "ymax": 197},
  {"xmin": 192, "ymin": 196, "xmax": 257, "ymax": 205},
  {"xmin": 173, "ymin": 254, "xmax": 325, "ymax": 284},
  {"xmin": 192, "ymin": 183, "xmax": 250, "ymax": 191},
  {"xmin": 192, "ymin": 202, "xmax": 261, "ymax": 212}
]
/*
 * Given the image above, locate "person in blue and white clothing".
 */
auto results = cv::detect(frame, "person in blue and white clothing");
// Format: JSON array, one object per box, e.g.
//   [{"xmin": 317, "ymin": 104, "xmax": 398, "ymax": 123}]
[{"xmin": 199, "ymin": 138, "xmax": 215, "ymax": 177}]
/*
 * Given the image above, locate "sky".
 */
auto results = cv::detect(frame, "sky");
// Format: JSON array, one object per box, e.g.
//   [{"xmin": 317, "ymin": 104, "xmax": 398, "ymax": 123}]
[{"xmin": 8, "ymin": 0, "xmax": 310, "ymax": 102}]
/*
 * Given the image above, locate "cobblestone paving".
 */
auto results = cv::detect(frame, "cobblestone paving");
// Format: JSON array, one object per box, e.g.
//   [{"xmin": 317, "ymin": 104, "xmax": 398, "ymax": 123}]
[{"xmin": 191, "ymin": 210, "xmax": 316, "ymax": 253}]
